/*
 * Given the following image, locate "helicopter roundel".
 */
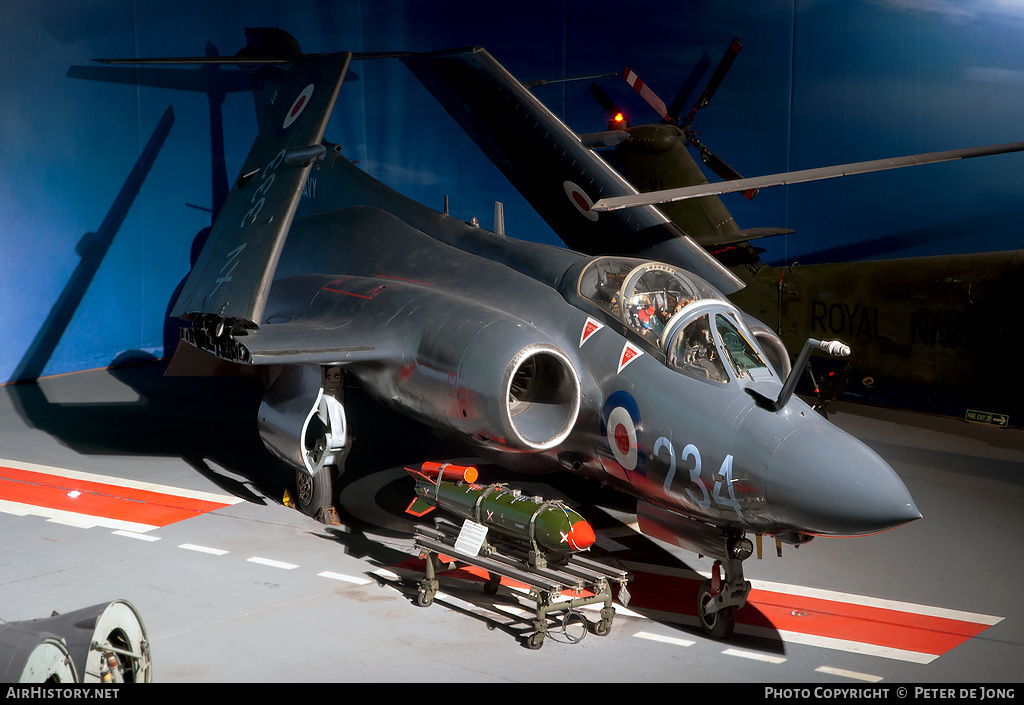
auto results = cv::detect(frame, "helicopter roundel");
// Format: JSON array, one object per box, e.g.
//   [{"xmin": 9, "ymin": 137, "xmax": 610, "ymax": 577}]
[
  {"xmin": 283, "ymin": 83, "xmax": 315, "ymax": 129},
  {"xmin": 563, "ymin": 181, "xmax": 599, "ymax": 222},
  {"xmin": 602, "ymin": 391, "xmax": 645, "ymax": 477}
]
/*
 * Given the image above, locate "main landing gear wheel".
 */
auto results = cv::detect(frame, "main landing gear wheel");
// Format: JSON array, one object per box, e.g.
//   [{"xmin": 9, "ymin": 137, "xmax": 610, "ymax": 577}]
[
  {"xmin": 697, "ymin": 579, "xmax": 736, "ymax": 640},
  {"xmin": 294, "ymin": 466, "xmax": 335, "ymax": 520}
]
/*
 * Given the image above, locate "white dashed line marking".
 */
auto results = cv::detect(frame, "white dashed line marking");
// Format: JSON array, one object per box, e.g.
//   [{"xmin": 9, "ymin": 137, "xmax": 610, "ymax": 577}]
[
  {"xmin": 113, "ymin": 530, "xmax": 160, "ymax": 541},
  {"xmin": 634, "ymin": 631, "xmax": 696, "ymax": 648},
  {"xmin": 723, "ymin": 648, "xmax": 787, "ymax": 664},
  {"xmin": 318, "ymin": 571, "xmax": 372, "ymax": 585},
  {"xmin": 816, "ymin": 666, "xmax": 884, "ymax": 682},
  {"xmin": 247, "ymin": 556, "xmax": 298, "ymax": 570},
  {"xmin": 178, "ymin": 543, "xmax": 228, "ymax": 556}
]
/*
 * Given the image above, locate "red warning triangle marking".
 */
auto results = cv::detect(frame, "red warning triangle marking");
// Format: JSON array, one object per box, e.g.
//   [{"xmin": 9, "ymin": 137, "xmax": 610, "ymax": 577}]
[
  {"xmin": 617, "ymin": 342, "xmax": 644, "ymax": 373},
  {"xmin": 580, "ymin": 316, "xmax": 604, "ymax": 347}
]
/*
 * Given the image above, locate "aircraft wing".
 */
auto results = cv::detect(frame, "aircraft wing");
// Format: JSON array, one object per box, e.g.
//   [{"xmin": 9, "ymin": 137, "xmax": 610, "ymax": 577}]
[
  {"xmin": 236, "ymin": 319, "xmax": 398, "ymax": 366},
  {"xmin": 171, "ymin": 51, "xmax": 352, "ymax": 327},
  {"xmin": 591, "ymin": 142, "xmax": 1024, "ymax": 211},
  {"xmin": 187, "ymin": 272, "xmax": 407, "ymax": 367},
  {"xmin": 402, "ymin": 48, "xmax": 744, "ymax": 295}
]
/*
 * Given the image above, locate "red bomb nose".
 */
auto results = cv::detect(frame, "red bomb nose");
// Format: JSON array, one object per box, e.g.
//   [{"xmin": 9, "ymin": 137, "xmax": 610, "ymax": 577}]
[{"xmin": 567, "ymin": 520, "xmax": 596, "ymax": 550}]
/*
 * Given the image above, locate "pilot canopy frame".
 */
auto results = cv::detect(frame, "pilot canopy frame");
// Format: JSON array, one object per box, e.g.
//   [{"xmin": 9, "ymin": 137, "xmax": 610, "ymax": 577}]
[{"xmin": 577, "ymin": 257, "xmax": 775, "ymax": 387}]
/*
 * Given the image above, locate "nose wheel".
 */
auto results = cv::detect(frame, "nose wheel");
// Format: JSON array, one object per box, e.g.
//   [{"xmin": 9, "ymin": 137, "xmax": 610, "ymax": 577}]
[
  {"xmin": 697, "ymin": 579, "xmax": 737, "ymax": 639},
  {"xmin": 696, "ymin": 558, "xmax": 749, "ymax": 640}
]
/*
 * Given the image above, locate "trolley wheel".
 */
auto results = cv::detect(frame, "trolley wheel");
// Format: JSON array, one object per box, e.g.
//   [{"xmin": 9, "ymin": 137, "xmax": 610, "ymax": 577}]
[
  {"xmin": 697, "ymin": 579, "xmax": 736, "ymax": 639},
  {"xmin": 416, "ymin": 589, "xmax": 434, "ymax": 608},
  {"xmin": 483, "ymin": 575, "xmax": 501, "ymax": 595},
  {"xmin": 592, "ymin": 606, "xmax": 615, "ymax": 636},
  {"xmin": 526, "ymin": 632, "xmax": 545, "ymax": 650}
]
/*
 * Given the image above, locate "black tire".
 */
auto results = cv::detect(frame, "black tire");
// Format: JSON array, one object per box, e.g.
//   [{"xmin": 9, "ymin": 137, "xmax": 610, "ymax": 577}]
[
  {"xmin": 697, "ymin": 580, "xmax": 736, "ymax": 640},
  {"xmin": 294, "ymin": 465, "xmax": 335, "ymax": 518}
]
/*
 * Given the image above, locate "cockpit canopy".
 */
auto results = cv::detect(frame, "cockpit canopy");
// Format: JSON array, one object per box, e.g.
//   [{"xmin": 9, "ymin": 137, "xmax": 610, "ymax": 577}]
[
  {"xmin": 578, "ymin": 257, "xmax": 775, "ymax": 385},
  {"xmin": 578, "ymin": 258, "xmax": 722, "ymax": 348}
]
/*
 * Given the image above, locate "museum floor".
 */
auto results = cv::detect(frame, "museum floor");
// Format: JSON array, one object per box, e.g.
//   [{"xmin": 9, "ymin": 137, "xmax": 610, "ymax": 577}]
[{"xmin": 1, "ymin": 361, "xmax": 1021, "ymax": 682}]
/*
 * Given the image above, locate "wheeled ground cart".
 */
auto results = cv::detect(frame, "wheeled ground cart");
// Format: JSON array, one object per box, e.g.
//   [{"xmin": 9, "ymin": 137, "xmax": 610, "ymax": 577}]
[{"xmin": 412, "ymin": 517, "xmax": 631, "ymax": 649}]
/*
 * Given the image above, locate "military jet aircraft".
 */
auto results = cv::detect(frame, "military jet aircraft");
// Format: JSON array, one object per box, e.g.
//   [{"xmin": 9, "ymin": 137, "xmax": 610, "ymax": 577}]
[
  {"xmin": 109, "ymin": 29, "xmax": 920, "ymax": 640},
  {"xmin": 403, "ymin": 42, "xmax": 1024, "ymax": 429},
  {"xmin": 586, "ymin": 41, "xmax": 1024, "ymax": 426}
]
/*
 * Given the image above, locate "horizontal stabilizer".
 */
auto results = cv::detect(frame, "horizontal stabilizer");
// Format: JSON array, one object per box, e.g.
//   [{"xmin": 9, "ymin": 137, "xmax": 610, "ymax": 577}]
[
  {"xmin": 738, "ymin": 227, "xmax": 796, "ymax": 241},
  {"xmin": 171, "ymin": 51, "xmax": 352, "ymax": 326},
  {"xmin": 578, "ymin": 130, "xmax": 632, "ymax": 149},
  {"xmin": 95, "ymin": 56, "xmax": 291, "ymax": 66},
  {"xmin": 692, "ymin": 226, "xmax": 795, "ymax": 248}
]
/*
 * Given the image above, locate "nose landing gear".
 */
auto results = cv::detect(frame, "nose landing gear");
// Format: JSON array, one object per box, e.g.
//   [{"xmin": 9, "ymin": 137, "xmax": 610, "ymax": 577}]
[{"xmin": 696, "ymin": 556, "xmax": 750, "ymax": 640}]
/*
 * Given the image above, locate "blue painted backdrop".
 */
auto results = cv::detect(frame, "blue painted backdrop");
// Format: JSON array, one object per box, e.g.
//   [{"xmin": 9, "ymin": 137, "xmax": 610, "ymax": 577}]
[{"xmin": 3, "ymin": 0, "xmax": 1023, "ymax": 382}]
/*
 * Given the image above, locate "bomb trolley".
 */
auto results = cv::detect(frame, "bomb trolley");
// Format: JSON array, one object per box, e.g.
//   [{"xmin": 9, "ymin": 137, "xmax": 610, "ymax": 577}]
[{"xmin": 412, "ymin": 517, "xmax": 631, "ymax": 650}]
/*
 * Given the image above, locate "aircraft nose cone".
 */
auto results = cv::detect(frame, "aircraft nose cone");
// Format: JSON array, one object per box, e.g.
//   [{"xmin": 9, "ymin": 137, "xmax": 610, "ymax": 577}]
[{"xmin": 766, "ymin": 425, "xmax": 921, "ymax": 536}]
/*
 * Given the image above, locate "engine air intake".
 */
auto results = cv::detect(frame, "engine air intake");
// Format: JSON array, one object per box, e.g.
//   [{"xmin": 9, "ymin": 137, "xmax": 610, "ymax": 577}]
[{"xmin": 505, "ymin": 346, "xmax": 580, "ymax": 450}]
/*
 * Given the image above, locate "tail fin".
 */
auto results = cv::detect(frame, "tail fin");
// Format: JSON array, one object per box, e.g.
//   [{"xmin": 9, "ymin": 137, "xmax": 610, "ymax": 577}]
[
  {"xmin": 170, "ymin": 49, "xmax": 351, "ymax": 331},
  {"xmin": 404, "ymin": 466, "xmax": 437, "ymax": 517}
]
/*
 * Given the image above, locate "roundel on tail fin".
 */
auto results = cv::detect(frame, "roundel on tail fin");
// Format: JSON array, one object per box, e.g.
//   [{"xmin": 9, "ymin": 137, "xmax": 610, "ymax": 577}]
[{"xmin": 283, "ymin": 83, "xmax": 315, "ymax": 129}]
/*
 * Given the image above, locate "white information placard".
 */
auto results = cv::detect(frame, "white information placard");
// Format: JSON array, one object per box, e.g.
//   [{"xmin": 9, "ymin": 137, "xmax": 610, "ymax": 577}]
[{"xmin": 454, "ymin": 519, "xmax": 489, "ymax": 556}]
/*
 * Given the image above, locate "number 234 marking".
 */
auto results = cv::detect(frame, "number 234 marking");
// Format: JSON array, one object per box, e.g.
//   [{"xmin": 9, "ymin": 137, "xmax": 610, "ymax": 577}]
[{"xmin": 654, "ymin": 437, "xmax": 743, "ymax": 518}]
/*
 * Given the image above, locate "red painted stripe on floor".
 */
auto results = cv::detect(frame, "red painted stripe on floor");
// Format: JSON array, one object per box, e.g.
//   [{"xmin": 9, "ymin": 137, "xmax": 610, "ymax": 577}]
[
  {"xmin": 622, "ymin": 570, "xmax": 991, "ymax": 657},
  {"xmin": 0, "ymin": 465, "xmax": 232, "ymax": 527},
  {"xmin": 749, "ymin": 588, "xmax": 989, "ymax": 655}
]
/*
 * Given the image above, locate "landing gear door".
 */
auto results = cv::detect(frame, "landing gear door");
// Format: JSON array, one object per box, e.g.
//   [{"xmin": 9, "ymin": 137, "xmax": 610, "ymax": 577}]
[
  {"xmin": 258, "ymin": 365, "xmax": 347, "ymax": 476},
  {"xmin": 303, "ymin": 367, "xmax": 347, "ymax": 475}
]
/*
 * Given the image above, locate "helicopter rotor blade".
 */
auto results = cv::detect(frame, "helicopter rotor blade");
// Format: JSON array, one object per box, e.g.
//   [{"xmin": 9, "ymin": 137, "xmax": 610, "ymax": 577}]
[
  {"xmin": 622, "ymin": 66, "xmax": 671, "ymax": 122},
  {"xmin": 614, "ymin": 40, "xmax": 754, "ymax": 197},
  {"xmin": 683, "ymin": 37, "xmax": 742, "ymax": 127},
  {"xmin": 667, "ymin": 51, "xmax": 711, "ymax": 124},
  {"xmin": 590, "ymin": 80, "xmax": 625, "ymax": 122},
  {"xmin": 696, "ymin": 142, "xmax": 758, "ymax": 200}
]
